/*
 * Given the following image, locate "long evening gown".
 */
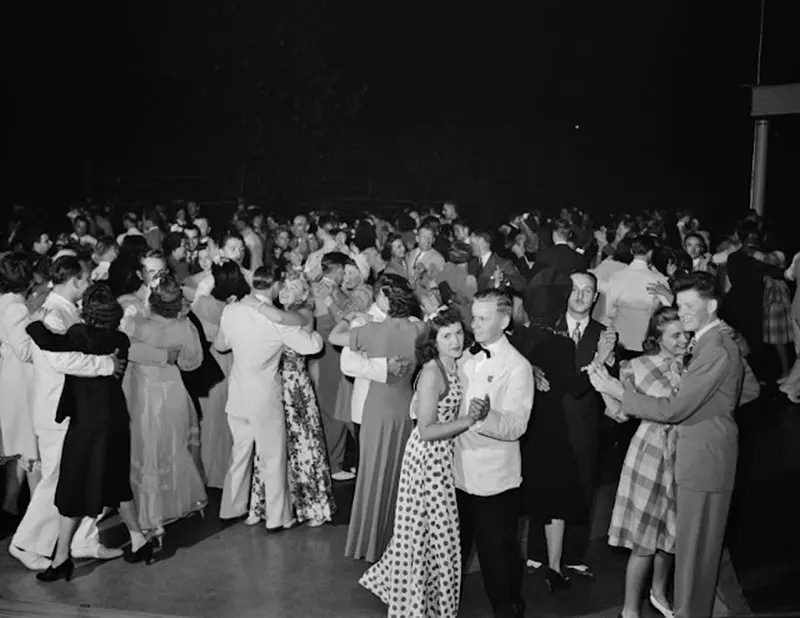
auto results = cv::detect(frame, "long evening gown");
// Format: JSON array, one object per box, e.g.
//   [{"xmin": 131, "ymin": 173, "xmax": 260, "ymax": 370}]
[
  {"xmin": 193, "ymin": 296, "xmax": 233, "ymax": 489},
  {"xmin": 123, "ymin": 313, "xmax": 208, "ymax": 530},
  {"xmin": 360, "ymin": 359, "xmax": 463, "ymax": 617},
  {"xmin": 345, "ymin": 316, "xmax": 424, "ymax": 562}
]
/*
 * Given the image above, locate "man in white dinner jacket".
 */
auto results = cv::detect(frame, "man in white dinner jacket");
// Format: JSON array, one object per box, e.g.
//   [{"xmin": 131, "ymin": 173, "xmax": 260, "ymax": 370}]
[
  {"xmin": 215, "ymin": 268, "xmax": 323, "ymax": 530},
  {"xmin": 10, "ymin": 256, "xmax": 123, "ymax": 570},
  {"xmin": 455, "ymin": 289, "xmax": 534, "ymax": 618}
]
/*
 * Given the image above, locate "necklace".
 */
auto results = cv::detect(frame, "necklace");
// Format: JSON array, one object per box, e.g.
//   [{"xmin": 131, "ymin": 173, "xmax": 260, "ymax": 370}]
[{"xmin": 440, "ymin": 357, "xmax": 457, "ymax": 374}]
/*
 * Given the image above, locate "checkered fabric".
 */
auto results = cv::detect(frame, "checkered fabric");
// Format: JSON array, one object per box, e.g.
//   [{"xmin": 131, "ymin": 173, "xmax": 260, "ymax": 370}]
[
  {"xmin": 763, "ymin": 277, "xmax": 793, "ymax": 345},
  {"xmin": 608, "ymin": 354, "xmax": 679, "ymax": 555}
]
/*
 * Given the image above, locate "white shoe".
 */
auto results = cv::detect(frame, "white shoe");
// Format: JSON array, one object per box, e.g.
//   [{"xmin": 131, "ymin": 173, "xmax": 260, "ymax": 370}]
[
  {"xmin": 307, "ymin": 518, "xmax": 326, "ymax": 528},
  {"xmin": 244, "ymin": 514, "xmax": 261, "ymax": 526},
  {"xmin": 282, "ymin": 518, "xmax": 298, "ymax": 530},
  {"xmin": 9, "ymin": 545, "xmax": 52, "ymax": 571},
  {"xmin": 71, "ymin": 544, "xmax": 124, "ymax": 560},
  {"xmin": 649, "ymin": 590, "xmax": 674, "ymax": 618},
  {"xmin": 525, "ymin": 559, "xmax": 543, "ymax": 570},
  {"xmin": 331, "ymin": 470, "xmax": 355, "ymax": 481}
]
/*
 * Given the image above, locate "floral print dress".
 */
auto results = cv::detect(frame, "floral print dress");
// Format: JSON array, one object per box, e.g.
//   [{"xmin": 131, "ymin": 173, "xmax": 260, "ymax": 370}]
[{"xmin": 250, "ymin": 348, "xmax": 335, "ymax": 524}]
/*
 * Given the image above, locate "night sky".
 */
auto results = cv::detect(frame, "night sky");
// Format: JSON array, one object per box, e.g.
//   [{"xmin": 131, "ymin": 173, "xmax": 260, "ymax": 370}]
[{"xmin": 7, "ymin": 1, "xmax": 798, "ymax": 228}]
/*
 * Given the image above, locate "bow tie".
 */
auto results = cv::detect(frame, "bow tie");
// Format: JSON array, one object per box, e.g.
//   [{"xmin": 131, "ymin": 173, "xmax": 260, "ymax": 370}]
[{"xmin": 469, "ymin": 343, "xmax": 491, "ymax": 358}]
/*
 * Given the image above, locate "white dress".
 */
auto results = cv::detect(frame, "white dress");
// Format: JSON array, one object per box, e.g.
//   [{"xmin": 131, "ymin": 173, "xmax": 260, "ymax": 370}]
[
  {"xmin": 123, "ymin": 313, "xmax": 208, "ymax": 529},
  {"xmin": 0, "ymin": 293, "xmax": 38, "ymax": 465}
]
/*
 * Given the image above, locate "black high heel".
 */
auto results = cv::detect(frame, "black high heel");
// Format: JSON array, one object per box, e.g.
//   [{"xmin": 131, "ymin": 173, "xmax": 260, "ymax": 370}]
[
  {"xmin": 36, "ymin": 558, "xmax": 74, "ymax": 582},
  {"xmin": 124, "ymin": 539, "xmax": 156, "ymax": 565},
  {"xmin": 543, "ymin": 567, "xmax": 571, "ymax": 593}
]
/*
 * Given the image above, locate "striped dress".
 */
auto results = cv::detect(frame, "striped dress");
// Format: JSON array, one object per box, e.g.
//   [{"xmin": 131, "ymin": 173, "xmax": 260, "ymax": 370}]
[{"xmin": 608, "ymin": 354, "xmax": 680, "ymax": 555}]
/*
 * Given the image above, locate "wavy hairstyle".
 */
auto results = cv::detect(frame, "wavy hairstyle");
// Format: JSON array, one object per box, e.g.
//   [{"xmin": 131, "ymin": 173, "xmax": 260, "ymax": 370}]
[
  {"xmin": 211, "ymin": 260, "xmax": 250, "ymax": 302},
  {"xmin": 148, "ymin": 272, "xmax": 184, "ymax": 319},
  {"xmin": 81, "ymin": 283, "xmax": 124, "ymax": 330},
  {"xmin": 642, "ymin": 306, "xmax": 681, "ymax": 355},
  {"xmin": 374, "ymin": 273, "xmax": 420, "ymax": 319},
  {"xmin": 0, "ymin": 252, "xmax": 33, "ymax": 294},
  {"xmin": 415, "ymin": 305, "xmax": 466, "ymax": 365}
]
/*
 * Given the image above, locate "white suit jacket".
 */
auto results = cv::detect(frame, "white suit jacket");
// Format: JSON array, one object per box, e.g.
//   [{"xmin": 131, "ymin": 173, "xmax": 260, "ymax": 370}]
[
  {"xmin": 31, "ymin": 293, "xmax": 115, "ymax": 432},
  {"xmin": 454, "ymin": 335, "xmax": 534, "ymax": 496},
  {"xmin": 215, "ymin": 296, "xmax": 323, "ymax": 423}
]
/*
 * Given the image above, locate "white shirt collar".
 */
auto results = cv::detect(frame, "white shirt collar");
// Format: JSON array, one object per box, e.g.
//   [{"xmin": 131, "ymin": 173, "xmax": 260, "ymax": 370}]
[
  {"xmin": 693, "ymin": 318, "xmax": 721, "ymax": 343},
  {"xmin": 554, "ymin": 239, "xmax": 569, "ymax": 246},
  {"xmin": 480, "ymin": 251, "xmax": 493, "ymax": 267},
  {"xmin": 630, "ymin": 257, "xmax": 650, "ymax": 269},
  {"xmin": 481, "ymin": 334, "xmax": 509, "ymax": 357},
  {"xmin": 565, "ymin": 312, "xmax": 589, "ymax": 333}
]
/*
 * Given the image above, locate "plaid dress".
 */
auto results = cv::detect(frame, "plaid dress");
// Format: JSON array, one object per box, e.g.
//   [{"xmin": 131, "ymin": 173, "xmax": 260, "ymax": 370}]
[
  {"xmin": 762, "ymin": 276, "xmax": 793, "ymax": 345},
  {"xmin": 608, "ymin": 354, "xmax": 679, "ymax": 555}
]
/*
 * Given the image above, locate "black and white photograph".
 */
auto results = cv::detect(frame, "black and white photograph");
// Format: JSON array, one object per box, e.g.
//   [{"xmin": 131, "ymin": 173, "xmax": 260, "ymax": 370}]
[{"xmin": 2, "ymin": 1, "xmax": 798, "ymax": 617}]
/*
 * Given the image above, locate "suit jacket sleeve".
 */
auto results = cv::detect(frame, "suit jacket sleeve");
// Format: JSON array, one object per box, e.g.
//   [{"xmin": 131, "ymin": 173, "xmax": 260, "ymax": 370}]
[
  {"xmin": 214, "ymin": 308, "xmax": 232, "ymax": 353},
  {"xmin": 340, "ymin": 347, "xmax": 387, "ymax": 382},
  {"xmin": 6, "ymin": 302, "xmax": 33, "ymax": 361},
  {"xmin": 514, "ymin": 256, "xmax": 535, "ymax": 282},
  {"xmin": 501, "ymin": 259, "xmax": 527, "ymax": 293},
  {"xmin": 277, "ymin": 324, "xmax": 324, "ymax": 355},
  {"xmin": 39, "ymin": 312, "xmax": 114, "ymax": 377},
  {"xmin": 476, "ymin": 360, "xmax": 534, "ymax": 441},
  {"xmin": 26, "ymin": 321, "xmax": 72, "ymax": 352},
  {"xmin": 621, "ymin": 340, "xmax": 729, "ymax": 423}
]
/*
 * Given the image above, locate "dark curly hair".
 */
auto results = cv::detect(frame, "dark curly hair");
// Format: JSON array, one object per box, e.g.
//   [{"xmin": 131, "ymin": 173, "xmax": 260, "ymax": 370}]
[
  {"xmin": 374, "ymin": 273, "xmax": 420, "ymax": 319},
  {"xmin": 642, "ymin": 306, "xmax": 681, "ymax": 355},
  {"xmin": 108, "ymin": 254, "xmax": 144, "ymax": 297},
  {"xmin": 148, "ymin": 273, "xmax": 184, "ymax": 319},
  {"xmin": 415, "ymin": 305, "xmax": 466, "ymax": 365},
  {"xmin": 0, "ymin": 252, "xmax": 33, "ymax": 294},
  {"xmin": 380, "ymin": 233, "xmax": 405, "ymax": 262},
  {"xmin": 211, "ymin": 260, "xmax": 250, "ymax": 302},
  {"xmin": 81, "ymin": 283, "xmax": 124, "ymax": 330}
]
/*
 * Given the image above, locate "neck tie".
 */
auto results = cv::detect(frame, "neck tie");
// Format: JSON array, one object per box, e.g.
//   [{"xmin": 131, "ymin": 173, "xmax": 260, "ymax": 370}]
[
  {"xmin": 684, "ymin": 338, "xmax": 696, "ymax": 368},
  {"xmin": 469, "ymin": 343, "xmax": 491, "ymax": 359},
  {"xmin": 571, "ymin": 323, "xmax": 582, "ymax": 345}
]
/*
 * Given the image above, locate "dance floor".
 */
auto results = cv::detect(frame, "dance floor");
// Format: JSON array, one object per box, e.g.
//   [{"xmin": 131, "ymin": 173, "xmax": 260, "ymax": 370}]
[{"xmin": 1, "ymin": 394, "xmax": 798, "ymax": 618}]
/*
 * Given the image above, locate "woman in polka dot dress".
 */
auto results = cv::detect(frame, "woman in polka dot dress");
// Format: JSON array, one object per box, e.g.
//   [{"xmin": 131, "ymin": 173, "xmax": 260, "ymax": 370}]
[{"xmin": 360, "ymin": 306, "xmax": 486, "ymax": 617}]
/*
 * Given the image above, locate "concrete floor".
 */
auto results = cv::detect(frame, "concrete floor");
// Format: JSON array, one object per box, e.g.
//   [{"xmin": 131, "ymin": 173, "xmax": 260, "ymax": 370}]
[{"xmin": 1, "ymin": 393, "xmax": 799, "ymax": 618}]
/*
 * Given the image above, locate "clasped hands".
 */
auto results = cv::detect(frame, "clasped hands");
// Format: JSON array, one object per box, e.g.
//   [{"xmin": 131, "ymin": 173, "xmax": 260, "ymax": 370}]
[
  {"xmin": 467, "ymin": 394, "xmax": 490, "ymax": 423},
  {"xmin": 387, "ymin": 355, "xmax": 412, "ymax": 378},
  {"xmin": 582, "ymin": 360, "xmax": 629, "ymax": 422}
]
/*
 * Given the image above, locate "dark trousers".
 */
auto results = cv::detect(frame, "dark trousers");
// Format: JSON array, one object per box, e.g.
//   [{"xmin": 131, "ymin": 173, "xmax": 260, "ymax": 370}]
[{"xmin": 457, "ymin": 488, "xmax": 523, "ymax": 616}]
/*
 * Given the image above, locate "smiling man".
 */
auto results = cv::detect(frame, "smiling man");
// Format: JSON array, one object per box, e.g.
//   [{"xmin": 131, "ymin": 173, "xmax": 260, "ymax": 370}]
[{"xmin": 589, "ymin": 271, "xmax": 759, "ymax": 618}]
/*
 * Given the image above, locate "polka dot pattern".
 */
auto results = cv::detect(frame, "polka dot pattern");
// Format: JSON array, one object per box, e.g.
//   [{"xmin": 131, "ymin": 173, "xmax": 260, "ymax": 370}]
[{"xmin": 360, "ymin": 362, "xmax": 462, "ymax": 617}]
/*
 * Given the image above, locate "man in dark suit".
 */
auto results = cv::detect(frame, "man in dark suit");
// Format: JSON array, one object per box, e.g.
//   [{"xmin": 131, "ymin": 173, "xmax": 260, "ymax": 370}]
[
  {"xmin": 525, "ymin": 271, "xmax": 616, "ymax": 580},
  {"xmin": 467, "ymin": 229, "xmax": 527, "ymax": 294},
  {"xmin": 532, "ymin": 218, "xmax": 587, "ymax": 278}
]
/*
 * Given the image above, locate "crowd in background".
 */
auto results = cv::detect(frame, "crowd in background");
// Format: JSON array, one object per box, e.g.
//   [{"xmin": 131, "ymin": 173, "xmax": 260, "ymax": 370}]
[{"xmin": 1, "ymin": 197, "xmax": 798, "ymax": 617}]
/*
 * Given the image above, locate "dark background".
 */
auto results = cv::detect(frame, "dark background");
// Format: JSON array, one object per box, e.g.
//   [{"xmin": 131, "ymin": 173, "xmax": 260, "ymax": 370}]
[{"xmin": 6, "ymin": 1, "xmax": 799, "ymax": 232}]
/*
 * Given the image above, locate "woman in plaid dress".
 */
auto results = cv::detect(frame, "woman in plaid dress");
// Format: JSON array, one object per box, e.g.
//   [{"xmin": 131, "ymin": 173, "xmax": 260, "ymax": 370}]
[
  {"xmin": 761, "ymin": 251, "xmax": 793, "ymax": 377},
  {"xmin": 604, "ymin": 307, "xmax": 688, "ymax": 618}
]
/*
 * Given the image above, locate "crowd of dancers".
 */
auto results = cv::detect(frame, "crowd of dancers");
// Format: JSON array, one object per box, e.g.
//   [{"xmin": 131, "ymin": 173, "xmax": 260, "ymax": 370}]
[{"xmin": 1, "ymin": 199, "xmax": 799, "ymax": 617}]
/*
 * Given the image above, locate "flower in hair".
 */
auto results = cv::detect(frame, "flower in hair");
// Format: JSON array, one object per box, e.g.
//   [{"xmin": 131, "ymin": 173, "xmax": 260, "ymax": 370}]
[{"xmin": 423, "ymin": 305, "xmax": 448, "ymax": 323}]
